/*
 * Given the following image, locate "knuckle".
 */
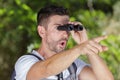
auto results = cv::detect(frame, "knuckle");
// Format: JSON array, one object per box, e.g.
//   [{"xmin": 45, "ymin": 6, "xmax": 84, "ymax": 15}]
[{"xmin": 88, "ymin": 40, "xmax": 93, "ymax": 44}]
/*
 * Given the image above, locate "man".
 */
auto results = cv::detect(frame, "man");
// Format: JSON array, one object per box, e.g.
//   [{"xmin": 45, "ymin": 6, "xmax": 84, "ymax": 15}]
[{"xmin": 14, "ymin": 5, "xmax": 114, "ymax": 80}]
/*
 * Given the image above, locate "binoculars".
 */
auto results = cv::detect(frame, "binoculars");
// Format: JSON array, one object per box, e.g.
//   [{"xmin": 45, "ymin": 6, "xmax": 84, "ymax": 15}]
[{"xmin": 57, "ymin": 24, "xmax": 83, "ymax": 31}]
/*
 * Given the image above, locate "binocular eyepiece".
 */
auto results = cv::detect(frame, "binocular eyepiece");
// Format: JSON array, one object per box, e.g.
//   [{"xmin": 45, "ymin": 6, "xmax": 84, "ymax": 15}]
[{"xmin": 57, "ymin": 24, "xmax": 83, "ymax": 31}]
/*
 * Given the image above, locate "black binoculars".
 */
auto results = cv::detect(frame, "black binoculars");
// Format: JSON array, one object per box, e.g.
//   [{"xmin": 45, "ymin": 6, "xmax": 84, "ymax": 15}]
[{"xmin": 57, "ymin": 24, "xmax": 83, "ymax": 31}]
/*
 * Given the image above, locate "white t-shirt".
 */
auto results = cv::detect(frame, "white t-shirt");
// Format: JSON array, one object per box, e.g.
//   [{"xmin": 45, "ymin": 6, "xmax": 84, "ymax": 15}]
[{"xmin": 15, "ymin": 50, "xmax": 89, "ymax": 80}]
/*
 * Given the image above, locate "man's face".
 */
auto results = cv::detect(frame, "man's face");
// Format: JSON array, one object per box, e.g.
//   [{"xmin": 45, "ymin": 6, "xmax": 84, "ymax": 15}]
[{"xmin": 44, "ymin": 15, "xmax": 70, "ymax": 53}]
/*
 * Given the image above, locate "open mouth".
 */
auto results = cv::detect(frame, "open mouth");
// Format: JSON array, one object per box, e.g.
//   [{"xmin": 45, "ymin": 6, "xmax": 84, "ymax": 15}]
[
  {"xmin": 59, "ymin": 40, "xmax": 67, "ymax": 48},
  {"xmin": 61, "ymin": 42, "xmax": 65, "ymax": 46}
]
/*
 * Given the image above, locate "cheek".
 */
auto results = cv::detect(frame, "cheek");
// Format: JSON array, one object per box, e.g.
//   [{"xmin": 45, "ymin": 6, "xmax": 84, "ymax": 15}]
[
  {"xmin": 50, "ymin": 33, "xmax": 60, "ymax": 41},
  {"xmin": 48, "ymin": 30, "xmax": 61, "ymax": 41},
  {"xmin": 45, "ymin": 33, "xmax": 56, "ymax": 44}
]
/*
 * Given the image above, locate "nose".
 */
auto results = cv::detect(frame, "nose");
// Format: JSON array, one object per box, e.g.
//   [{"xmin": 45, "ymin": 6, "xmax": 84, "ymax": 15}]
[{"xmin": 62, "ymin": 31, "xmax": 70, "ymax": 38}]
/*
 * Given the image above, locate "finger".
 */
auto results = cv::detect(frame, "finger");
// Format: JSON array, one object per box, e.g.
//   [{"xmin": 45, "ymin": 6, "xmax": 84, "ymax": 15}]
[
  {"xmin": 70, "ymin": 29, "xmax": 88, "ymax": 44},
  {"xmin": 79, "ymin": 30, "xmax": 88, "ymax": 43},
  {"xmin": 93, "ymin": 35, "xmax": 107, "ymax": 43},
  {"xmin": 86, "ymin": 48, "xmax": 95, "ymax": 56},
  {"xmin": 74, "ymin": 22, "xmax": 82, "ymax": 26},
  {"xmin": 89, "ymin": 41, "xmax": 103, "ymax": 52},
  {"xmin": 86, "ymin": 44, "xmax": 99, "ymax": 54},
  {"xmin": 68, "ymin": 21, "xmax": 82, "ymax": 25},
  {"xmin": 68, "ymin": 21, "xmax": 73, "ymax": 24}
]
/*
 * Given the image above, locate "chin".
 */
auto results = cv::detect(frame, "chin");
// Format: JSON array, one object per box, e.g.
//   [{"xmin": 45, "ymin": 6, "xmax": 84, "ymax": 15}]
[{"xmin": 56, "ymin": 48, "xmax": 65, "ymax": 53}]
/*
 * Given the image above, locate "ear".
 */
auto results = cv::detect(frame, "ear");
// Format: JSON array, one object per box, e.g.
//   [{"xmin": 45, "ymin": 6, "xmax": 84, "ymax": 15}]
[{"xmin": 37, "ymin": 25, "xmax": 46, "ymax": 38}]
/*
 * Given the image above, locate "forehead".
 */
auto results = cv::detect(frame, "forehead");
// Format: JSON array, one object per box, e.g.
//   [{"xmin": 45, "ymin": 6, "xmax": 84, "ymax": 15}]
[{"xmin": 48, "ymin": 15, "xmax": 69, "ymax": 24}]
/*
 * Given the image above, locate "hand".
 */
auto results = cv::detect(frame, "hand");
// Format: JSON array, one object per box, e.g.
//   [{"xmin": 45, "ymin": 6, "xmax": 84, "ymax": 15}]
[
  {"xmin": 68, "ymin": 22, "xmax": 88, "ymax": 44},
  {"xmin": 78, "ymin": 35, "xmax": 108, "ymax": 55}
]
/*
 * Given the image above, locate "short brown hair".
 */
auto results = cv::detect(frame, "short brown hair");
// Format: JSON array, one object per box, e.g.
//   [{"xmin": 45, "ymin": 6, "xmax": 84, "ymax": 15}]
[{"xmin": 37, "ymin": 5, "xmax": 69, "ymax": 26}]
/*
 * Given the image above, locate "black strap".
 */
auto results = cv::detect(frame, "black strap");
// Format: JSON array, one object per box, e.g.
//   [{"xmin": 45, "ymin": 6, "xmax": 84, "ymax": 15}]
[
  {"xmin": 27, "ymin": 53, "xmax": 42, "ymax": 60},
  {"xmin": 11, "ymin": 53, "xmax": 42, "ymax": 80},
  {"xmin": 68, "ymin": 62, "xmax": 77, "ymax": 79},
  {"xmin": 11, "ymin": 69, "xmax": 16, "ymax": 80},
  {"xmin": 56, "ymin": 72, "xmax": 63, "ymax": 80}
]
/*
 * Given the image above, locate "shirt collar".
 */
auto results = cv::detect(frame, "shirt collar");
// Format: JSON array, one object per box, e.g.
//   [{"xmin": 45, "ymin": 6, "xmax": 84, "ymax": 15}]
[{"xmin": 31, "ymin": 50, "xmax": 45, "ymax": 60}]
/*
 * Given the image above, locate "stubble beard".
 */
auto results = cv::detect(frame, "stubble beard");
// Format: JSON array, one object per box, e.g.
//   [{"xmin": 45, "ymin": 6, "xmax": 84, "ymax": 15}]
[{"xmin": 46, "ymin": 39, "xmax": 67, "ymax": 53}]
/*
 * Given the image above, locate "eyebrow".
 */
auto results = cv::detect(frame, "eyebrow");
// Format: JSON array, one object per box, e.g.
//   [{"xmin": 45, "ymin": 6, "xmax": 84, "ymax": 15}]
[
  {"xmin": 54, "ymin": 23, "xmax": 63, "ymax": 26},
  {"xmin": 62, "ymin": 18, "xmax": 69, "ymax": 23}
]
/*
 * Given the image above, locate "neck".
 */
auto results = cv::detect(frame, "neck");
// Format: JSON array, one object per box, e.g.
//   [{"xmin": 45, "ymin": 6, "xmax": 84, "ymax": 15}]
[{"xmin": 37, "ymin": 43, "xmax": 56, "ymax": 59}]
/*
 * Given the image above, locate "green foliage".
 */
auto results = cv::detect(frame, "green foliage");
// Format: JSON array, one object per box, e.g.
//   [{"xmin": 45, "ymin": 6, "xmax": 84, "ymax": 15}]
[
  {"xmin": 0, "ymin": 0, "xmax": 120, "ymax": 80},
  {"xmin": 77, "ymin": 10, "xmax": 106, "ymax": 37},
  {"xmin": 100, "ymin": 35, "xmax": 120, "ymax": 80}
]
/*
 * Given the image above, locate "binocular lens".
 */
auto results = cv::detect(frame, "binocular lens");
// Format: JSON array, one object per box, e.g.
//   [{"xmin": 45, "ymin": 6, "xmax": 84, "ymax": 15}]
[{"xmin": 57, "ymin": 24, "xmax": 83, "ymax": 31}]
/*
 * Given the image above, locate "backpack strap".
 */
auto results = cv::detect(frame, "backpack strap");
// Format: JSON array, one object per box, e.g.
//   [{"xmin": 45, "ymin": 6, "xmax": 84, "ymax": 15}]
[
  {"xmin": 56, "ymin": 72, "xmax": 63, "ymax": 80},
  {"xmin": 68, "ymin": 62, "xmax": 77, "ymax": 79},
  {"xmin": 11, "ymin": 69, "xmax": 16, "ymax": 80},
  {"xmin": 11, "ymin": 53, "xmax": 42, "ymax": 80},
  {"xmin": 27, "ymin": 53, "xmax": 42, "ymax": 60}
]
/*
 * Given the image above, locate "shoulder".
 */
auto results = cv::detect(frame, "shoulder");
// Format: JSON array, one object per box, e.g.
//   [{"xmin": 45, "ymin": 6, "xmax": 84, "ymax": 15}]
[
  {"xmin": 74, "ymin": 58, "xmax": 89, "ymax": 66},
  {"xmin": 15, "ymin": 54, "xmax": 40, "ymax": 69},
  {"xmin": 15, "ymin": 54, "xmax": 40, "ymax": 80},
  {"xmin": 74, "ymin": 59, "xmax": 90, "ymax": 75}
]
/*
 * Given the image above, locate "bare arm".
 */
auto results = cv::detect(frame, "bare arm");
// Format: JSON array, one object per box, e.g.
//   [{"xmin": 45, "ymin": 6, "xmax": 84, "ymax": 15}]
[
  {"xmin": 79, "ymin": 54, "xmax": 114, "ymax": 80},
  {"xmin": 78, "ymin": 36, "xmax": 114, "ymax": 80},
  {"xmin": 69, "ymin": 22, "xmax": 114, "ymax": 80},
  {"xmin": 27, "ymin": 36, "xmax": 114, "ymax": 80},
  {"xmin": 27, "ymin": 45, "xmax": 82, "ymax": 80}
]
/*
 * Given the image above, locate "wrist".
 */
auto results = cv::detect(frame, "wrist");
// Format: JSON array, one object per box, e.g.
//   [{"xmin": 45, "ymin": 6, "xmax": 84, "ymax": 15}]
[{"xmin": 86, "ymin": 52, "xmax": 99, "ymax": 58}]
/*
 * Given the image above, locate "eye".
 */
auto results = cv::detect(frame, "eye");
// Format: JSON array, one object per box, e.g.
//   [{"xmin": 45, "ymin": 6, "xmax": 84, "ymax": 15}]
[{"xmin": 55, "ymin": 24, "xmax": 63, "ymax": 30}]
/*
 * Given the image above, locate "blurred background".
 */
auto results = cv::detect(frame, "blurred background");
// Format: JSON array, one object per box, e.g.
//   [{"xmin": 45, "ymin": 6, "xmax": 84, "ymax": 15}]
[{"xmin": 0, "ymin": 0, "xmax": 120, "ymax": 80}]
